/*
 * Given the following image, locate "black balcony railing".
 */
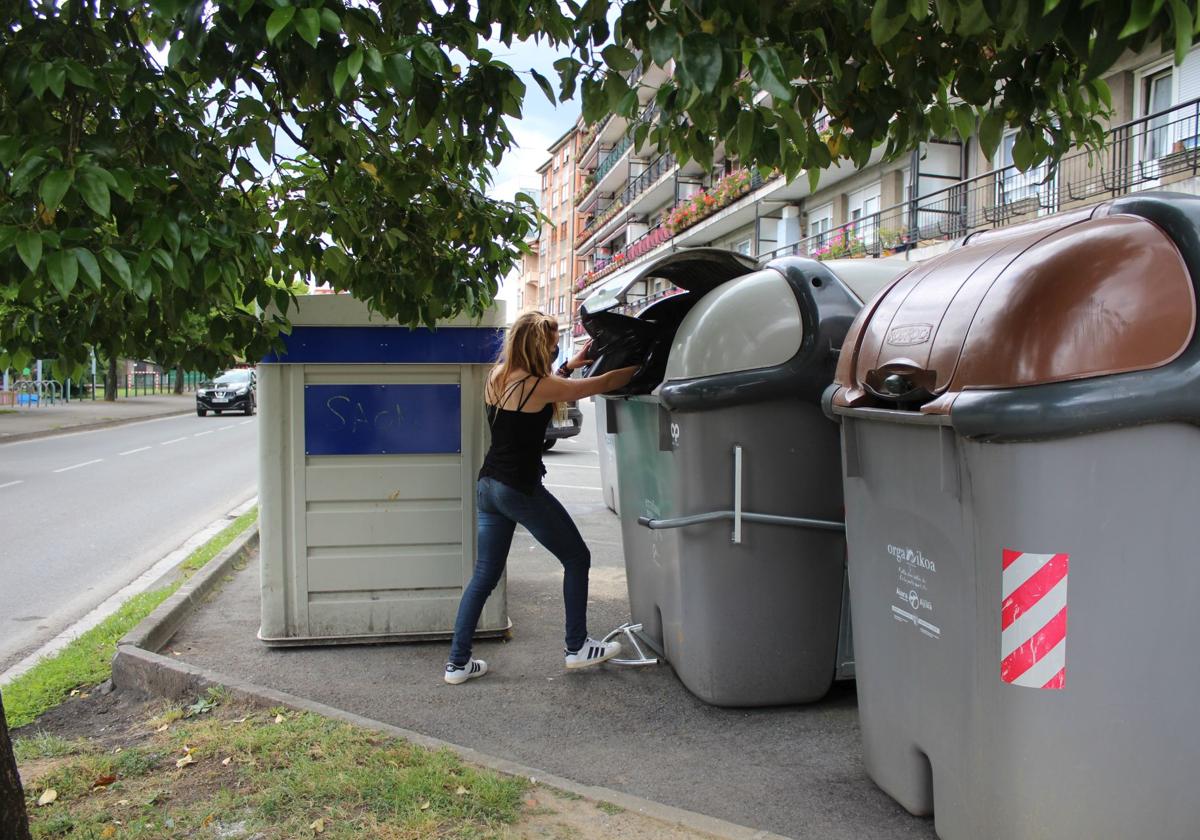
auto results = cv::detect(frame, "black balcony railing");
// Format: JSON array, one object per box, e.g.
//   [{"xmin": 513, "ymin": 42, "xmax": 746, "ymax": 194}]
[
  {"xmin": 618, "ymin": 152, "xmax": 675, "ymax": 207},
  {"xmin": 761, "ymin": 96, "xmax": 1200, "ymax": 263}
]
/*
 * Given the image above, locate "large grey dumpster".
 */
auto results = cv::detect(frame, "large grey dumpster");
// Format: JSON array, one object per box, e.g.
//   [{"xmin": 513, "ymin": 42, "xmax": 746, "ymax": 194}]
[
  {"xmin": 257, "ymin": 294, "xmax": 510, "ymax": 645},
  {"xmin": 585, "ymin": 250, "xmax": 907, "ymax": 706},
  {"xmin": 826, "ymin": 192, "xmax": 1200, "ymax": 839}
]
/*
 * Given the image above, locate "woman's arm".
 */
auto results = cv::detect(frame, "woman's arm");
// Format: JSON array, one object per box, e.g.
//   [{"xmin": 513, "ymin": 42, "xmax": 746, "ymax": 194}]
[{"xmin": 537, "ymin": 366, "xmax": 638, "ymax": 402}]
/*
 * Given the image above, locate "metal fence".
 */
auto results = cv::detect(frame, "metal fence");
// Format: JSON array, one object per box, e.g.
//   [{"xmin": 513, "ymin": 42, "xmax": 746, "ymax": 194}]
[{"xmin": 764, "ymin": 97, "xmax": 1200, "ymax": 262}]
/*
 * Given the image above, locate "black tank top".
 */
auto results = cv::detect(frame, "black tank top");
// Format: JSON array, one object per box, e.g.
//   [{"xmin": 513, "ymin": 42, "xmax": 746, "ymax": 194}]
[{"xmin": 478, "ymin": 376, "xmax": 552, "ymax": 494}]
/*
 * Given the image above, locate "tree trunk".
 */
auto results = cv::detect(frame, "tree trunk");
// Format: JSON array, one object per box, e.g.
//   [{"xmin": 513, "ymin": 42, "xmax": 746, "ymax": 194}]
[
  {"xmin": 174, "ymin": 364, "xmax": 185, "ymax": 395},
  {"xmin": 0, "ymin": 692, "xmax": 32, "ymax": 840},
  {"xmin": 104, "ymin": 355, "xmax": 118, "ymax": 402}
]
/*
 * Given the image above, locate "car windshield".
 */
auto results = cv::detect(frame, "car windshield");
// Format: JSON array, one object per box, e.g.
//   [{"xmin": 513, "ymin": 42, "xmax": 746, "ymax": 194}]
[{"xmin": 212, "ymin": 371, "xmax": 251, "ymax": 386}]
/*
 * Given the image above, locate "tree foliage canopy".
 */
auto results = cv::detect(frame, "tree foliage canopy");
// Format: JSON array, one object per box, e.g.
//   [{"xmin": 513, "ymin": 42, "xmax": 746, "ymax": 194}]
[{"xmin": 0, "ymin": 0, "xmax": 1193, "ymax": 373}]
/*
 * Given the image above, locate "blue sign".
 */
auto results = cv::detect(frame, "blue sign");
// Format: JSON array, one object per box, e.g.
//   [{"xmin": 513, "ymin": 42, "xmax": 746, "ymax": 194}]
[
  {"xmin": 304, "ymin": 384, "xmax": 462, "ymax": 455},
  {"xmin": 263, "ymin": 326, "xmax": 504, "ymax": 365}
]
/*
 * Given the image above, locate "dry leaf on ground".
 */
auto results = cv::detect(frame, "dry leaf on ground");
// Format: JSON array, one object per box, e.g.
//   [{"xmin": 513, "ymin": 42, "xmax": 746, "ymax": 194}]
[
  {"xmin": 175, "ymin": 754, "xmax": 195, "ymax": 769},
  {"xmin": 222, "ymin": 757, "xmax": 232, "ymax": 766},
  {"xmin": 93, "ymin": 774, "xmax": 117, "ymax": 788},
  {"xmin": 309, "ymin": 817, "xmax": 325, "ymax": 833},
  {"xmin": 37, "ymin": 789, "xmax": 58, "ymax": 806}
]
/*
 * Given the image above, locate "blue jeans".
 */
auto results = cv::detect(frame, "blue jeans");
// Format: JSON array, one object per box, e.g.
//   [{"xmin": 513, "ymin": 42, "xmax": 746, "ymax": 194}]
[{"xmin": 448, "ymin": 477, "xmax": 591, "ymax": 665}]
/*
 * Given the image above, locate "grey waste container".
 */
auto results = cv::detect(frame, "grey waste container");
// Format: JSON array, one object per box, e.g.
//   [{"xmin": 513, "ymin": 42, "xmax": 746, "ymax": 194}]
[
  {"xmin": 825, "ymin": 192, "xmax": 1200, "ymax": 839},
  {"xmin": 592, "ymin": 395, "xmax": 620, "ymax": 515},
  {"xmin": 257, "ymin": 293, "xmax": 510, "ymax": 645},
  {"xmin": 585, "ymin": 249, "xmax": 908, "ymax": 706}
]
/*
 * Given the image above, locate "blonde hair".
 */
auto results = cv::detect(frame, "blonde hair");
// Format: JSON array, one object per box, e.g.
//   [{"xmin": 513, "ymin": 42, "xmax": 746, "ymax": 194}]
[{"xmin": 488, "ymin": 312, "xmax": 565, "ymax": 420}]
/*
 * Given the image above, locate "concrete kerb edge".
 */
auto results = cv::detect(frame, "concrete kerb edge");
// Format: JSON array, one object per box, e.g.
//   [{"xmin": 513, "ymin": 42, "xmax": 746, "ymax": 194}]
[
  {"xmin": 110, "ymin": 646, "xmax": 787, "ymax": 840},
  {"xmin": 0, "ymin": 406, "xmax": 194, "ymax": 445},
  {"xmin": 117, "ymin": 524, "xmax": 260, "ymax": 654}
]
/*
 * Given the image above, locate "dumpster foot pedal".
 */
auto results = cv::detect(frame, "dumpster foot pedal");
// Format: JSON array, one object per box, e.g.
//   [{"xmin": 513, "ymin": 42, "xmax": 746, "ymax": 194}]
[{"xmin": 601, "ymin": 623, "xmax": 659, "ymax": 667}]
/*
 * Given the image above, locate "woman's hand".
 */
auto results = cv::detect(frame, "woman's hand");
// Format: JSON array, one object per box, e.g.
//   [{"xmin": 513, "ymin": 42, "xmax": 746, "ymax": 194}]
[{"xmin": 602, "ymin": 366, "xmax": 638, "ymax": 391}]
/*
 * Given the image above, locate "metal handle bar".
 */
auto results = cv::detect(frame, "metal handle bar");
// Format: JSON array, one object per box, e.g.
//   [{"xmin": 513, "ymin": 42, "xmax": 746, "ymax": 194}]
[{"xmin": 636, "ymin": 511, "xmax": 845, "ymax": 532}]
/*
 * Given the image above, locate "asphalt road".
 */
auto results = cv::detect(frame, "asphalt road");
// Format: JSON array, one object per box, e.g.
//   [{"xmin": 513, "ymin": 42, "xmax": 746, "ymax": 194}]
[{"xmin": 0, "ymin": 411, "xmax": 257, "ymax": 672}]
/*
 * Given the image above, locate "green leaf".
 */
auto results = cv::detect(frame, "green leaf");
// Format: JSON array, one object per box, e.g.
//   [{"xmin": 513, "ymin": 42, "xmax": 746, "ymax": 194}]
[
  {"xmin": 602, "ymin": 45, "xmax": 639, "ymax": 72},
  {"xmin": 736, "ymin": 109, "xmax": 756, "ymax": 158},
  {"xmin": 9, "ymin": 155, "xmax": 47, "ymax": 194},
  {"xmin": 1120, "ymin": 0, "xmax": 1165, "ymax": 38},
  {"xmin": 131, "ymin": 270, "xmax": 153, "ymax": 301},
  {"xmin": 266, "ymin": 6, "xmax": 296, "ymax": 42},
  {"xmin": 681, "ymin": 33, "xmax": 723, "ymax": 95},
  {"xmin": 1167, "ymin": 0, "xmax": 1194, "ymax": 63},
  {"xmin": 871, "ymin": 0, "xmax": 910, "ymax": 45},
  {"xmin": 64, "ymin": 60, "xmax": 96, "ymax": 89},
  {"xmin": 46, "ymin": 250, "xmax": 78, "ymax": 298},
  {"xmin": 908, "ymin": 0, "xmax": 930, "ymax": 19},
  {"xmin": 978, "ymin": 109, "xmax": 1005, "ymax": 159},
  {"xmin": 951, "ymin": 105, "xmax": 976, "ymax": 141},
  {"xmin": 47, "ymin": 65, "xmax": 66, "ymax": 99},
  {"xmin": 530, "ymin": 68, "xmax": 557, "ymax": 104},
  {"xmin": 1010, "ymin": 130, "xmax": 1036, "ymax": 170},
  {"xmin": 73, "ymin": 247, "xmax": 101, "ymax": 291},
  {"xmin": 109, "ymin": 169, "xmax": 135, "ymax": 202},
  {"xmin": 750, "ymin": 48, "xmax": 794, "ymax": 101},
  {"xmin": 295, "ymin": 9, "xmax": 320, "ymax": 47},
  {"xmin": 320, "ymin": 8, "xmax": 341, "ymax": 31},
  {"xmin": 16, "ymin": 231, "xmax": 42, "ymax": 273},
  {"xmin": 77, "ymin": 172, "xmax": 111, "ymax": 218},
  {"xmin": 347, "ymin": 47, "xmax": 364, "ymax": 79},
  {"xmin": 385, "ymin": 54, "xmax": 415, "ymax": 95},
  {"xmin": 101, "ymin": 247, "xmax": 132, "ymax": 290},
  {"xmin": 0, "ymin": 136, "xmax": 19, "ymax": 167},
  {"xmin": 333, "ymin": 60, "xmax": 350, "ymax": 95},
  {"xmin": 39, "ymin": 169, "xmax": 74, "ymax": 213},
  {"xmin": 648, "ymin": 23, "xmax": 679, "ymax": 67}
]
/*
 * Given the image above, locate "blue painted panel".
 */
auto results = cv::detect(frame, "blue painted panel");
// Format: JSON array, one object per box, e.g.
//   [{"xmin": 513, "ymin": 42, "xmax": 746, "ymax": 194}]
[
  {"xmin": 262, "ymin": 326, "xmax": 504, "ymax": 364},
  {"xmin": 304, "ymin": 384, "xmax": 462, "ymax": 455}
]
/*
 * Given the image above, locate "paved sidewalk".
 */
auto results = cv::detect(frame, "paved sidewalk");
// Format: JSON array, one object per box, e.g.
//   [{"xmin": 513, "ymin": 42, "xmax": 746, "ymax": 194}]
[
  {"xmin": 163, "ymin": 439, "xmax": 936, "ymax": 840},
  {"xmin": 0, "ymin": 393, "xmax": 195, "ymax": 442}
]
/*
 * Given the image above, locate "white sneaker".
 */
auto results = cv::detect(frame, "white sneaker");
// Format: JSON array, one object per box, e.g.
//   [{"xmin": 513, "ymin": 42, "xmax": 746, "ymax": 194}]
[
  {"xmin": 564, "ymin": 638, "xmax": 622, "ymax": 670},
  {"xmin": 444, "ymin": 659, "xmax": 487, "ymax": 684}
]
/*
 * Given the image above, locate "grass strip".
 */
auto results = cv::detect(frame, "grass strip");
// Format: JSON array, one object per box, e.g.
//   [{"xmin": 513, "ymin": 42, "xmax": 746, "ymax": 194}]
[
  {"xmin": 19, "ymin": 700, "xmax": 528, "ymax": 839},
  {"xmin": 2, "ymin": 507, "xmax": 257, "ymax": 728}
]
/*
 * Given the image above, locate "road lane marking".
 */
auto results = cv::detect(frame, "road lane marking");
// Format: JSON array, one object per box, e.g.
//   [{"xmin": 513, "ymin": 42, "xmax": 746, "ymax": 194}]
[
  {"xmin": 547, "ymin": 463, "xmax": 600, "ymax": 470},
  {"xmin": 160, "ymin": 437, "xmax": 187, "ymax": 446},
  {"xmin": 545, "ymin": 483, "xmax": 601, "ymax": 491},
  {"xmin": 238, "ymin": 420, "xmax": 253, "ymax": 426},
  {"xmin": 120, "ymin": 446, "xmax": 152, "ymax": 456},
  {"xmin": 193, "ymin": 430, "xmax": 213, "ymax": 437},
  {"xmin": 53, "ymin": 458, "xmax": 103, "ymax": 473},
  {"xmin": 0, "ymin": 480, "xmax": 23, "ymax": 490}
]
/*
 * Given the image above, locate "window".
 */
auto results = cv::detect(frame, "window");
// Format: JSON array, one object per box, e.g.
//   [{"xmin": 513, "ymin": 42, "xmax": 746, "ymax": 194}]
[
  {"xmin": 808, "ymin": 202, "xmax": 833, "ymax": 245},
  {"xmin": 557, "ymin": 295, "xmax": 565, "ymax": 314},
  {"xmin": 733, "ymin": 237, "xmax": 753, "ymax": 256},
  {"xmin": 1143, "ymin": 66, "xmax": 1177, "ymax": 161}
]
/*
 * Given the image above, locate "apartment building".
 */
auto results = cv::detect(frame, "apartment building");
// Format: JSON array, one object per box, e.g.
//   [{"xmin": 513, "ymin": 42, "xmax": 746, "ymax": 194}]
[
  {"xmin": 567, "ymin": 42, "xmax": 1200, "ymax": 347},
  {"xmin": 532, "ymin": 127, "xmax": 587, "ymax": 360}
]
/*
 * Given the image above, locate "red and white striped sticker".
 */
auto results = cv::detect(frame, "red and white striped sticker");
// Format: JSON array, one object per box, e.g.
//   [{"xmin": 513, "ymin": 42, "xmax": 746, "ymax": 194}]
[{"xmin": 1000, "ymin": 549, "xmax": 1069, "ymax": 690}]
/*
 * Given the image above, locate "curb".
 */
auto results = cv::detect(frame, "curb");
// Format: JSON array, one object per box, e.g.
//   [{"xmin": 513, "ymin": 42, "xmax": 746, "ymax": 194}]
[
  {"xmin": 111, "ymin": 645, "xmax": 788, "ymax": 840},
  {"xmin": 118, "ymin": 524, "xmax": 259, "ymax": 654},
  {"xmin": 0, "ymin": 406, "xmax": 194, "ymax": 445},
  {"xmin": 110, "ymin": 531, "xmax": 790, "ymax": 840}
]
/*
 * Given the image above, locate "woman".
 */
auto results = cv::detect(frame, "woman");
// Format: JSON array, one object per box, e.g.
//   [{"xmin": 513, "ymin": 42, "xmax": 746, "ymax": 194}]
[{"xmin": 444, "ymin": 312, "xmax": 637, "ymax": 684}]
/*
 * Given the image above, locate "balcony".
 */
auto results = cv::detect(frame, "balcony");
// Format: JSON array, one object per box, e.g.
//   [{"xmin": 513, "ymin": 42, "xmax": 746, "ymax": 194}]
[
  {"xmin": 573, "ymin": 96, "xmax": 1200, "ymax": 309},
  {"xmin": 761, "ymin": 96, "xmax": 1200, "ymax": 264}
]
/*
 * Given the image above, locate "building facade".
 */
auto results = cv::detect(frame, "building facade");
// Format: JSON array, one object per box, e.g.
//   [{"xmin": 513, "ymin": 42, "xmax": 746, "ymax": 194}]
[
  {"xmin": 565, "ymin": 42, "xmax": 1200, "ymax": 346},
  {"xmin": 532, "ymin": 128, "xmax": 587, "ymax": 361}
]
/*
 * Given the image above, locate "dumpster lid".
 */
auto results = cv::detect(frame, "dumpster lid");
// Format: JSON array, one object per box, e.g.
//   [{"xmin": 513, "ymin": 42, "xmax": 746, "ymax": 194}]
[
  {"xmin": 832, "ymin": 208, "xmax": 1196, "ymax": 410},
  {"xmin": 821, "ymin": 257, "xmax": 913, "ymax": 305},
  {"xmin": 581, "ymin": 248, "xmax": 757, "ymax": 316}
]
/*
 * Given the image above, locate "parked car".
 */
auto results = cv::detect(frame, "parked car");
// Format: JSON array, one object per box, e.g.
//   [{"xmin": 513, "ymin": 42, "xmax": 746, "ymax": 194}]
[
  {"xmin": 544, "ymin": 399, "xmax": 583, "ymax": 450},
  {"xmin": 196, "ymin": 369, "xmax": 256, "ymax": 416}
]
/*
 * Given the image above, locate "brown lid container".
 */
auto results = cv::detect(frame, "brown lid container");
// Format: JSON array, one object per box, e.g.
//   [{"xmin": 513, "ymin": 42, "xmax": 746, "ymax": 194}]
[{"xmin": 833, "ymin": 206, "xmax": 1196, "ymax": 411}]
